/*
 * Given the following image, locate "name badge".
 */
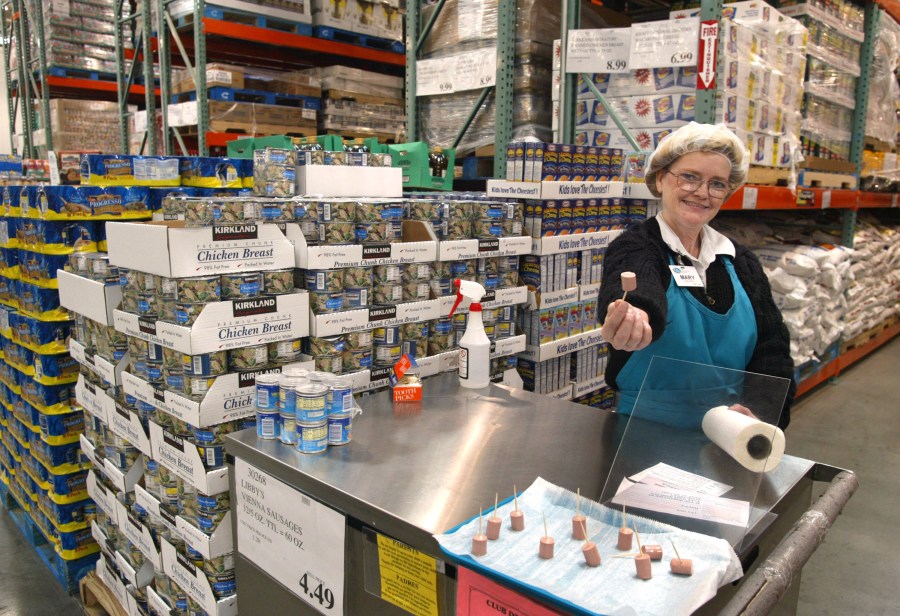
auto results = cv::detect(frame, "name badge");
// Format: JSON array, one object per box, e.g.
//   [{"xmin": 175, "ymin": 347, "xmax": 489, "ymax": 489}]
[{"xmin": 669, "ymin": 265, "xmax": 704, "ymax": 287}]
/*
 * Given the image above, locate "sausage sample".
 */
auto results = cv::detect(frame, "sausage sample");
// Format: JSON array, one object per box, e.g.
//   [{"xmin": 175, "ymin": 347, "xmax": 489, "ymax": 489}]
[
  {"xmin": 635, "ymin": 553, "xmax": 652, "ymax": 580},
  {"xmin": 538, "ymin": 536, "xmax": 555, "ymax": 560},
  {"xmin": 582, "ymin": 541, "xmax": 601, "ymax": 567},
  {"xmin": 670, "ymin": 558, "xmax": 693, "ymax": 576},
  {"xmin": 621, "ymin": 271, "xmax": 637, "ymax": 292},
  {"xmin": 510, "ymin": 510, "xmax": 525, "ymax": 531},
  {"xmin": 571, "ymin": 514, "xmax": 586, "ymax": 540},
  {"xmin": 617, "ymin": 527, "xmax": 634, "ymax": 550},
  {"xmin": 642, "ymin": 544, "xmax": 663, "ymax": 561},
  {"xmin": 486, "ymin": 516, "xmax": 502, "ymax": 540}
]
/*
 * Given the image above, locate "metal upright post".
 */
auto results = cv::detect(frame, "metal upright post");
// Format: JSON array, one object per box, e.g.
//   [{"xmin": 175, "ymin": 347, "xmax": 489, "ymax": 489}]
[
  {"xmin": 404, "ymin": 0, "xmax": 419, "ymax": 141},
  {"xmin": 28, "ymin": 0, "xmax": 52, "ymax": 152},
  {"xmin": 14, "ymin": 0, "xmax": 34, "ymax": 156},
  {"xmin": 115, "ymin": 0, "xmax": 131, "ymax": 153},
  {"xmin": 194, "ymin": 0, "xmax": 207, "ymax": 155},
  {"xmin": 849, "ymin": 4, "xmax": 879, "ymax": 176},
  {"xmin": 493, "ymin": 0, "xmax": 515, "ymax": 178},
  {"xmin": 695, "ymin": 0, "xmax": 723, "ymax": 123},
  {"xmin": 559, "ymin": 0, "xmax": 579, "ymax": 144},
  {"xmin": 1, "ymin": 2, "xmax": 19, "ymax": 154},
  {"xmin": 141, "ymin": 0, "xmax": 157, "ymax": 154},
  {"xmin": 158, "ymin": 0, "xmax": 172, "ymax": 155}
]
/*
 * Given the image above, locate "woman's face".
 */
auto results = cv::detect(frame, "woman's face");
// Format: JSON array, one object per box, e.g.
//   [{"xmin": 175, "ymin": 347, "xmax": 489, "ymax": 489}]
[{"xmin": 656, "ymin": 151, "xmax": 732, "ymax": 232}]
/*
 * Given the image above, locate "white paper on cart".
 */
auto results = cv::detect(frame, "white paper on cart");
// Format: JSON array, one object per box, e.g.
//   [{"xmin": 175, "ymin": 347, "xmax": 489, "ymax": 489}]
[
  {"xmin": 629, "ymin": 463, "xmax": 733, "ymax": 496},
  {"xmin": 613, "ymin": 479, "xmax": 750, "ymax": 527}
]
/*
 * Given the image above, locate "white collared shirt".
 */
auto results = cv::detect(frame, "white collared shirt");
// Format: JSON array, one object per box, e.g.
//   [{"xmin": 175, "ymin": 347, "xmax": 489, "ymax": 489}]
[{"xmin": 656, "ymin": 214, "xmax": 735, "ymax": 286}]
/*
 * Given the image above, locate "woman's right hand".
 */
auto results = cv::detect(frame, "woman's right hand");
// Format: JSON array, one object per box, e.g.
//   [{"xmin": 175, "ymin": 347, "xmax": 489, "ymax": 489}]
[{"xmin": 602, "ymin": 300, "xmax": 653, "ymax": 351}]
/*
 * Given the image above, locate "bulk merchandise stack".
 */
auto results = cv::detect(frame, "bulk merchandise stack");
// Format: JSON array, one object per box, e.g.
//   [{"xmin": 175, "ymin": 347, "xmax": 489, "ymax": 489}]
[
  {"xmin": 487, "ymin": 143, "xmax": 660, "ymax": 407},
  {"xmin": 0, "ymin": 176, "xmax": 158, "ymax": 593},
  {"xmin": 566, "ymin": 1, "xmax": 808, "ymax": 172},
  {"xmin": 312, "ymin": 66, "xmax": 406, "ymax": 142}
]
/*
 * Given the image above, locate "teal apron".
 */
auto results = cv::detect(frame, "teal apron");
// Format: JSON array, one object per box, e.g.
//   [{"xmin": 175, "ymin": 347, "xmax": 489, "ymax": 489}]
[{"xmin": 615, "ymin": 256, "xmax": 757, "ymax": 429}]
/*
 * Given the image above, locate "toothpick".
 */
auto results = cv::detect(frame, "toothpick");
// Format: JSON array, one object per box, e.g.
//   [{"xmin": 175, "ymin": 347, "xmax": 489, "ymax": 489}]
[
  {"xmin": 543, "ymin": 512, "xmax": 549, "ymax": 538},
  {"xmin": 622, "ymin": 505, "xmax": 627, "ymax": 530},
  {"xmin": 493, "ymin": 493, "xmax": 498, "ymax": 517},
  {"xmin": 513, "ymin": 485, "xmax": 519, "ymax": 513},
  {"xmin": 622, "ymin": 291, "xmax": 628, "ymax": 302},
  {"xmin": 580, "ymin": 520, "xmax": 590, "ymax": 546},
  {"xmin": 632, "ymin": 523, "xmax": 643, "ymax": 553},
  {"xmin": 478, "ymin": 508, "xmax": 483, "ymax": 535},
  {"xmin": 610, "ymin": 553, "xmax": 641, "ymax": 559},
  {"xmin": 671, "ymin": 540, "xmax": 682, "ymax": 560},
  {"xmin": 576, "ymin": 488, "xmax": 581, "ymax": 517}
]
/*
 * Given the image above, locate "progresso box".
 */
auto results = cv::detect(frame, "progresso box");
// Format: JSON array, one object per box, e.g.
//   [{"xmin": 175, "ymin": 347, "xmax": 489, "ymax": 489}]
[{"xmin": 80, "ymin": 155, "xmax": 181, "ymax": 187}]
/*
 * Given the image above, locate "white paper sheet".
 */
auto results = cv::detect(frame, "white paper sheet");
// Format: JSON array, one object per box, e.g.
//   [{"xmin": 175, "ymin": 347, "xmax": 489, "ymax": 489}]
[
  {"xmin": 613, "ymin": 479, "xmax": 751, "ymax": 527},
  {"xmin": 629, "ymin": 463, "xmax": 733, "ymax": 497}
]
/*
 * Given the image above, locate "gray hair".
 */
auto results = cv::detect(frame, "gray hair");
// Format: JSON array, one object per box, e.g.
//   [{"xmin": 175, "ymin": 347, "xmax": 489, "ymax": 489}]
[{"xmin": 644, "ymin": 122, "xmax": 750, "ymax": 198}]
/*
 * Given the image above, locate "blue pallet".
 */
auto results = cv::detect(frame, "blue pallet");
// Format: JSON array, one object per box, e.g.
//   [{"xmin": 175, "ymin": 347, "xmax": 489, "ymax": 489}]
[
  {"xmin": 173, "ymin": 86, "xmax": 321, "ymax": 110},
  {"xmin": 313, "ymin": 25, "xmax": 405, "ymax": 53},
  {"xmin": 45, "ymin": 66, "xmax": 117, "ymax": 81},
  {"xmin": 175, "ymin": 5, "xmax": 313, "ymax": 36}
]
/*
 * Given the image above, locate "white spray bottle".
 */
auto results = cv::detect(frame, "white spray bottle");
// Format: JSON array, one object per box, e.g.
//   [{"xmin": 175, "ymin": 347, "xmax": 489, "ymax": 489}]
[{"xmin": 448, "ymin": 279, "xmax": 491, "ymax": 389}]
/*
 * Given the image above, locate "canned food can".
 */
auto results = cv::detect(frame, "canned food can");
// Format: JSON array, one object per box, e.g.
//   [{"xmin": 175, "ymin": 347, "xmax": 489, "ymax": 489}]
[
  {"xmin": 157, "ymin": 276, "xmax": 177, "ymax": 299},
  {"xmin": 408, "ymin": 199, "xmax": 440, "ymax": 220},
  {"xmin": 175, "ymin": 276, "xmax": 221, "ymax": 303},
  {"xmin": 502, "ymin": 220, "xmax": 524, "ymax": 236},
  {"xmin": 355, "ymin": 200, "xmax": 404, "ymax": 222},
  {"xmin": 449, "ymin": 260, "xmax": 475, "ymax": 277},
  {"xmin": 147, "ymin": 343, "xmax": 164, "ymax": 362},
  {"xmin": 296, "ymin": 419, "xmax": 328, "ymax": 454},
  {"xmin": 442, "ymin": 201, "xmax": 473, "ymax": 220},
  {"xmin": 175, "ymin": 302, "xmax": 207, "ymax": 326},
  {"xmin": 137, "ymin": 293, "xmax": 158, "ymax": 317},
  {"xmin": 262, "ymin": 268, "xmax": 294, "ymax": 295},
  {"xmin": 496, "ymin": 321, "xmax": 516, "ymax": 338},
  {"xmin": 256, "ymin": 411, "xmax": 281, "ymax": 439},
  {"xmin": 279, "ymin": 376, "xmax": 306, "ymax": 416},
  {"xmin": 164, "ymin": 369, "xmax": 185, "ymax": 391},
  {"xmin": 220, "ymin": 272, "xmax": 262, "ymax": 300},
  {"xmin": 306, "ymin": 336, "xmax": 344, "ymax": 357},
  {"xmin": 146, "ymin": 360, "xmax": 164, "ymax": 384},
  {"xmin": 197, "ymin": 442, "xmax": 225, "ymax": 469},
  {"xmin": 280, "ymin": 413, "xmax": 297, "ymax": 445},
  {"xmin": 228, "ymin": 345, "xmax": 269, "ymax": 371},
  {"xmin": 430, "ymin": 278, "xmax": 453, "ymax": 297},
  {"xmin": 327, "ymin": 412, "xmax": 352, "ymax": 445},
  {"xmin": 372, "ymin": 326, "xmax": 400, "ymax": 345},
  {"xmin": 481, "ymin": 308, "xmax": 498, "ymax": 325},
  {"xmin": 342, "ymin": 266, "xmax": 373, "ymax": 288},
  {"xmin": 401, "ymin": 339, "xmax": 427, "ymax": 360},
  {"xmin": 257, "ymin": 199, "xmax": 293, "ymax": 223},
  {"xmin": 476, "ymin": 258, "xmax": 499, "ymax": 276},
  {"xmin": 345, "ymin": 330, "xmax": 373, "ymax": 350},
  {"xmin": 445, "ymin": 219, "xmax": 472, "ymax": 240},
  {"xmin": 373, "ymin": 264, "xmax": 403, "ymax": 284},
  {"xmin": 183, "ymin": 376, "xmax": 216, "ymax": 400},
  {"xmin": 158, "ymin": 298, "xmax": 178, "ymax": 323},
  {"xmin": 255, "ymin": 373, "xmax": 281, "ymax": 411},
  {"xmin": 197, "ymin": 509, "xmax": 229, "ymax": 536},
  {"xmin": 313, "ymin": 354, "xmax": 342, "ymax": 374},
  {"xmin": 183, "ymin": 351, "xmax": 228, "ymax": 376},
  {"xmin": 305, "ymin": 269, "xmax": 343, "ymax": 293},
  {"xmin": 356, "ymin": 221, "xmax": 401, "ymax": 243},
  {"xmin": 309, "ymin": 291, "xmax": 344, "ymax": 314},
  {"xmin": 342, "ymin": 348, "xmax": 372, "ymax": 372},
  {"xmin": 319, "ymin": 200, "xmax": 355, "ymax": 222},
  {"xmin": 402, "ymin": 280, "xmax": 431, "ymax": 301},
  {"xmin": 268, "ymin": 338, "xmax": 302, "ymax": 364},
  {"xmin": 343, "ymin": 287, "xmax": 369, "ymax": 308},
  {"xmin": 318, "ymin": 222, "xmax": 356, "ymax": 244},
  {"xmin": 296, "ymin": 383, "xmax": 328, "ymax": 421},
  {"xmin": 292, "ymin": 198, "xmax": 317, "ymax": 221},
  {"xmin": 373, "ymin": 283, "xmax": 403, "ymax": 305},
  {"xmin": 373, "ymin": 343, "xmax": 401, "ymax": 366},
  {"xmin": 403, "ymin": 263, "xmax": 433, "ymax": 282},
  {"xmin": 502, "ymin": 271, "xmax": 519, "ymax": 287}
]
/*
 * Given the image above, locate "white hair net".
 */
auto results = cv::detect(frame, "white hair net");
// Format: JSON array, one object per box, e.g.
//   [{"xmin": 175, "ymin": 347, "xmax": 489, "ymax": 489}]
[{"xmin": 645, "ymin": 122, "xmax": 750, "ymax": 198}]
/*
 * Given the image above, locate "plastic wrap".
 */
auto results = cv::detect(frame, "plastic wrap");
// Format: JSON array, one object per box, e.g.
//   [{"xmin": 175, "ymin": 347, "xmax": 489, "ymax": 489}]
[
  {"xmin": 172, "ymin": 63, "xmax": 322, "ymax": 97},
  {"xmin": 864, "ymin": 12, "xmax": 900, "ymax": 145}
]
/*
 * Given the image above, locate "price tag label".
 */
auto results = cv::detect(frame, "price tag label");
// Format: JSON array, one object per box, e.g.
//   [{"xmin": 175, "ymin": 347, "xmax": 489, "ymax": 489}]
[
  {"xmin": 47, "ymin": 151, "xmax": 61, "ymax": 186},
  {"xmin": 892, "ymin": 194, "xmax": 898, "ymax": 208},
  {"xmin": 629, "ymin": 18, "xmax": 699, "ymax": 69},
  {"xmin": 133, "ymin": 110, "xmax": 148, "ymax": 133},
  {"xmin": 742, "ymin": 186, "xmax": 758, "ymax": 210},
  {"xmin": 235, "ymin": 460, "xmax": 346, "ymax": 615},
  {"xmin": 416, "ymin": 57, "xmax": 455, "ymax": 96},
  {"xmin": 454, "ymin": 47, "xmax": 496, "ymax": 92},
  {"xmin": 566, "ymin": 28, "xmax": 631, "ymax": 74},
  {"xmin": 821, "ymin": 190, "xmax": 831, "ymax": 209}
]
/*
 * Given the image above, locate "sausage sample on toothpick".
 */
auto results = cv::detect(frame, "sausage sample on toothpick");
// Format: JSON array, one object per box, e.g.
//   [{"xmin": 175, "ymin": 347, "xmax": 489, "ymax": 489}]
[
  {"xmin": 571, "ymin": 488, "xmax": 586, "ymax": 540},
  {"xmin": 617, "ymin": 506, "xmax": 633, "ymax": 550},
  {"xmin": 471, "ymin": 509, "xmax": 488, "ymax": 556},
  {"xmin": 510, "ymin": 485, "xmax": 525, "ymax": 531},
  {"xmin": 538, "ymin": 513, "xmax": 554, "ymax": 559},
  {"xmin": 621, "ymin": 271, "xmax": 637, "ymax": 301},
  {"xmin": 670, "ymin": 541, "xmax": 693, "ymax": 576},
  {"xmin": 486, "ymin": 493, "xmax": 502, "ymax": 540},
  {"xmin": 633, "ymin": 525, "xmax": 652, "ymax": 580}
]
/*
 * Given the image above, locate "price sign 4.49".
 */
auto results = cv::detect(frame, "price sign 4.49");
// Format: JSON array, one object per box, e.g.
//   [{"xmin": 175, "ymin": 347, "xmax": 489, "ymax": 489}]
[{"xmin": 300, "ymin": 572, "xmax": 336, "ymax": 610}]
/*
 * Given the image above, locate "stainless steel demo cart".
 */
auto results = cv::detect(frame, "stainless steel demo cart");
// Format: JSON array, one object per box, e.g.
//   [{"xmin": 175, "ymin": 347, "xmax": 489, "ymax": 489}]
[{"xmin": 225, "ymin": 374, "xmax": 856, "ymax": 615}]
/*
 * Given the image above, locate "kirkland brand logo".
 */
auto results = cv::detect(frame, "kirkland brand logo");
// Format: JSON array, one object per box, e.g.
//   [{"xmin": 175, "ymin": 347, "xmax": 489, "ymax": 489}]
[
  {"xmin": 370, "ymin": 366, "xmax": 393, "ymax": 381},
  {"xmin": 115, "ymin": 402, "xmax": 130, "ymax": 419},
  {"xmin": 482, "ymin": 290, "xmax": 496, "ymax": 303},
  {"xmin": 84, "ymin": 380, "xmax": 96, "ymax": 395},
  {"xmin": 368, "ymin": 306, "xmax": 397, "ymax": 322},
  {"xmin": 238, "ymin": 366, "xmax": 282, "ymax": 389},
  {"xmin": 176, "ymin": 550, "xmax": 197, "ymax": 574},
  {"xmin": 153, "ymin": 386, "xmax": 166, "ymax": 403},
  {"xmin": 478, "ymin": 238, "xmax": 500, "ymax": 252},
  {"xmin": 212, "ymin": 224, "xmax": 258, "ymax": 241},
  {"xmin": 232, "ymin": 297, "xmax": 278, "ymax": 318},
  {"xmin": 138, "ymin": 318, "xmax": 157, "ymax": 335},
  {"xmin": 159, "ymin": 506, "xmax": 176, "ymax": 526},
  {"xmin": 362, "ymin": 244, "xmax": 392, "ymax": 260},
  {"xmin": 162, "ymin": 430, "xmax": 184, "ymax": 451}
]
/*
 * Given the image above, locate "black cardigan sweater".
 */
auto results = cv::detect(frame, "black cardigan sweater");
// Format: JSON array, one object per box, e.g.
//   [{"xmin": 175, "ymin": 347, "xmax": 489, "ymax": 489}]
[{"xmin": 597, "ymin": 217, "xmax": 795, "ymax": 429}]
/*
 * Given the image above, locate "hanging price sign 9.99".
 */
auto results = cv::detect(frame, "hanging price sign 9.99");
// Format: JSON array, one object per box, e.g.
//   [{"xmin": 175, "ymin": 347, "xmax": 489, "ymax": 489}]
[
  {"xmin": 565, "ymin": 28, "xmax": 631, "ymax": 74},
  {"xmin": 629, "ymin": 18, "xmax": 700, "ymax": 70},
  {"xmin": 235, "ymin": 459, "xmax": 346, "ymax": 615}
]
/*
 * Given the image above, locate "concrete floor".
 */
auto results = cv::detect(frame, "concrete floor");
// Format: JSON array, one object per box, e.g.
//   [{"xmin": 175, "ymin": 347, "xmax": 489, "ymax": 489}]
[{"xmin": 0, "ymin": 337, "xmax": 896, "ymax": 615}]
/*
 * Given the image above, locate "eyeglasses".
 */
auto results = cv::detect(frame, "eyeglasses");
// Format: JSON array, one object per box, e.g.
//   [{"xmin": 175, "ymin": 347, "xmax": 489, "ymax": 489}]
[{"xmin": 664, "ymin": 169, "xmax": 730, "ymax": 198}]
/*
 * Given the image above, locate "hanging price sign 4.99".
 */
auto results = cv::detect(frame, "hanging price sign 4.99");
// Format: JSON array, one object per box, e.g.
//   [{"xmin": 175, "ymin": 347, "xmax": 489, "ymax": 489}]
[
  {"xmin": 565, "ymin": 28, "xmax": 631, "ymax": 74},
  {"xmin": 235, "ymin": 459, "xmax": 346, "ymax": 615},
  {"xmin": 629, "ymin": 18, "xmax": 700, "ymax": 70}
]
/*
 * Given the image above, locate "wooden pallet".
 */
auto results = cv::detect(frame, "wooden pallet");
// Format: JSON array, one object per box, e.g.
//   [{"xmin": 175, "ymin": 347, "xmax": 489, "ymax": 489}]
[
  {"xmin": 323, "ymin": 89, "xmax": 403, "ymax": 108},
  {"xmin": 188, "ymin": 120, "xmax": 318, "ymax": 137},
  {"xmin": 80, "ymin": 572, "xmax": 129, "ymax": 616},
  {"xmin": 840, "ymin": 315, "xmax": 898, "ymax": 354},
  {"xmin": 798, "ymin": 169, "xmax": 858, "ymax": 189},
  {"xmin": 747, "ymin": 166, "xmax": 792, "ymax": 186}
]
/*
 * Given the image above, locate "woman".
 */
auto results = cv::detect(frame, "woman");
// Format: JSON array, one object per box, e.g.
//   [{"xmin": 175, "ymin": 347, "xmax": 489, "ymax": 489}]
[{"xmin": 598, "ymin": 122, "xmax": 795, "ymax": 430}]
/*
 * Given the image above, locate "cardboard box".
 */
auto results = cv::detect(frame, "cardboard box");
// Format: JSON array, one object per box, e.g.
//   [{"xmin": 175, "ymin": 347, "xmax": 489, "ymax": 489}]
[
  {"xmin": 288, "ymin": 221, "xmax": 436, "ymax": 270},
  {"xmin": 106, "ymin": 221, "xmax": 295, "ymax": 278},
  {"xmin": 297, "ymin": 165, "xmax": 403, "ymax": 197},
  {"xmin": 388, "ymin": 142, "xmax": 455, "ymax": 191},
  {"xmin": 57, "ymin": 270, "xmax": 122, "ymax": 326}
]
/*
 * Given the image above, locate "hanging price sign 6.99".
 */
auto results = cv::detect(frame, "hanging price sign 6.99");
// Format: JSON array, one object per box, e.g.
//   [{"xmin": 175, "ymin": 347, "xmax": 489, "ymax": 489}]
[
  {"xmin": 629, "ymin": 18, "xmax": 700, "ymax": 70},
  {"xmin": 235, "ymin": 460, "xmax": 346, "ymax": 615},
  {"xmin": 565, "ymin": 28, "xmax": 631, "ymax": 74}
]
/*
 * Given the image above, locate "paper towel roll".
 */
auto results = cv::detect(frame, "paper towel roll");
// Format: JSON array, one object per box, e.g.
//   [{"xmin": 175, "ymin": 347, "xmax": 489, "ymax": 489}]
[{"xmin": 701, "ymin": 406, "xmax": 786, "ymax": 473}]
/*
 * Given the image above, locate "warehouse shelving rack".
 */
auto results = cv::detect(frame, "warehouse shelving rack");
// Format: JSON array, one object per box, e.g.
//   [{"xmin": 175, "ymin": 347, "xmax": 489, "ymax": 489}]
[
  {"xmin": 115, "ymin": 0, "xmax": 158, "ymax": 154},
  {"xmin": 404, "ymin": 0, "xmax": 516, "ymax": 178},
  {"xmin": 147, "ymin": 0, "xmax": 405, "ymax": 156}
]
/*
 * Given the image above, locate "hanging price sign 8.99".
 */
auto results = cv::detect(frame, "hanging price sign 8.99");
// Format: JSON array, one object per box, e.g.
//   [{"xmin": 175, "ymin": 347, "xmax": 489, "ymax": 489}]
[
  {"xmin": 235, "ymin": 459, "xmax": 346, "ymax": 615},
  {"xmin": 629, "ymin": 18, "xmax": 699, "ymax": 70},
  {"xmin": 565, "ymin": 28, "xmax": 631, "ymax": 74},
  {"xmin": 416, "ymin": 48, "xmax": 496, "ymax": 96}
]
